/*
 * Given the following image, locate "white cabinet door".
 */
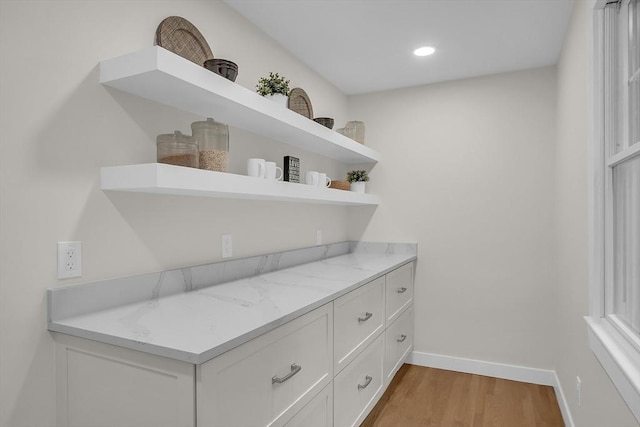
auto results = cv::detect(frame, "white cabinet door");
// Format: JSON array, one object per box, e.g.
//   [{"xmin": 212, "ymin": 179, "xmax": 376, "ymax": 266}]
[
  {"xmin": 385, "ymin": 262, "xmax": 414, "ymax": 326},
  {"xmin": 54, "ymin": 334, "xmax": 195, "ymax": 427},
  {"xmin": 197, "ymin": 303, "xmax": 333, "ymax": 427},
  {"xmin": 334, "ymin": 276, "xmax": 385, "ymax": 374},
  {"xmin": 333, "ymin": 334, "xmax": 384, "ymax": 427},
  {"xmin": 384, "ymin": 305, "xmax": 414, "ymax": 386},
  {"xmin": 284, "ymin": 382, "xmax": 333, "ymax": 427}
]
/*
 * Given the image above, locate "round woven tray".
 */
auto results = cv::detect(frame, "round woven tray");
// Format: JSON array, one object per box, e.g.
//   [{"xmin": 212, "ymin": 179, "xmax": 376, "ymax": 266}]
[
  {"xmin": 156, "ymin": 16, "xmax": 214, "ymax": 66},
  {"xmin": 288, "ymin": 88, "xmax": 313, "ymax": 119},
  {"xmin": 329, "ymin": 180, "xmax": 350, "ymax": 191}
]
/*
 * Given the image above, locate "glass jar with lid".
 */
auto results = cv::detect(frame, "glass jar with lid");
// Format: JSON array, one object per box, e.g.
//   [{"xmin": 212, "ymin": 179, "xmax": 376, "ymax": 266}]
[
  {"xmin": 191, "ymin": 118, "xmax": 229, "ymax": 172},
  {"xmin": 156, "ymin": 131, "xmax": 199, "ymax": 168}
]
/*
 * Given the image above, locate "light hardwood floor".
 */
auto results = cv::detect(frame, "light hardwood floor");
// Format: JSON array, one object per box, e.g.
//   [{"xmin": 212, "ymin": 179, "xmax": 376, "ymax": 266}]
[{"xmin": 361, "ymin": 364, "xmax": 565, "ymax": 427}]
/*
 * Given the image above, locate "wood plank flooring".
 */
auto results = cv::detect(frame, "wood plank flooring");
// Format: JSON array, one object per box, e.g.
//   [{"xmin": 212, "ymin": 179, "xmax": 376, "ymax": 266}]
[{"xmin": 361, "ymin": 364, "xmax": 564, "ymax": 427}]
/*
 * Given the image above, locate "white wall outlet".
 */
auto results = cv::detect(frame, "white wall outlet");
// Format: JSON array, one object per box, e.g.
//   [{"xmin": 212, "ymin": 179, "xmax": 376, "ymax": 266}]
[
  {"xmin": 57, "ymin": 241, "xmax": 82, "ymax": 279},
  {"xmin": 576, "ymin": 376, "xmax": 582, "ymax": 407},
  {"xmin": 316, "ymin": 229, "xmax": 322, "ymax": 246},
  {"xmin": 221, "ymin": 234, "xmax": 233, "ymax": 259}
]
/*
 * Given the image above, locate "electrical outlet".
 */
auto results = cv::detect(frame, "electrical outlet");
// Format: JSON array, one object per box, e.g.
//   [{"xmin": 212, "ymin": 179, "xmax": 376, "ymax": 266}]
[
  {"xmin": 57, "ymin": 241, "xmax": 82, "ymax": 279},
  {"xmin": 221, "ymin": 234, "xmax": 233, "ymax": 259},
  {"xmin": 316, "ymin": 229, "xmax": 322, "ymax": 246},
  {"xmin": 576, "ymin": 376, "xmax": 582, "ymax": 407}
]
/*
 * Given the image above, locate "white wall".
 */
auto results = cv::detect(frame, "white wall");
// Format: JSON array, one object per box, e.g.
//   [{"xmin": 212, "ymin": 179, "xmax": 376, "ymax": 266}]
[
  {"xmin": 348, "ymin": 67, "xmax": 558, "ymax": 369},
  {"xmin": 0, "ymin": 1, "xmax": 352, "ymax": 426},
  {"xmin": 554, "ymin": 1, "xmax": 639, "ymax": 425},
  {"xmin": 3, "ymin": 1, "xmax": 638, "ymax": 426}
]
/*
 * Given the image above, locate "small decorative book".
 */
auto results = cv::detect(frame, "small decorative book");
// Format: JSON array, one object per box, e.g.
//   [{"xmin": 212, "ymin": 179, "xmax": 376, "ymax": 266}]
[{"xmin": 284, "ymin": 156, "xmax": 300, "ymax": 183}]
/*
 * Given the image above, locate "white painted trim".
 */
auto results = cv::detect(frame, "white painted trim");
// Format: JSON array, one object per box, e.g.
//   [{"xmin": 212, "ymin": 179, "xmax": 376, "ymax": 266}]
[
  {"xmin": 607, "ymin": 142, "xmax": 640, "ymax": 166},
  {"xmin": 407, "ymin": 351, "xmax": 575, "ymax": 427},
  {"xmin": 585, "ymin": 316, "xmax": 640, "ymax": 421},
  {"xmin": 551, "ymin": 370, "xmax": 576, "ymax": 427},
  {"xmin": 588, "ymin": 2, "xmax": 640, "ymax": 423}
]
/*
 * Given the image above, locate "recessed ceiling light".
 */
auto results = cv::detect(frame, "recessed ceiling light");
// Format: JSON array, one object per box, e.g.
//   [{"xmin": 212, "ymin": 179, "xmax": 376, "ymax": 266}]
[{"xmin": 414, "ymin": 46, "xmax": 436, "ymax": 57}]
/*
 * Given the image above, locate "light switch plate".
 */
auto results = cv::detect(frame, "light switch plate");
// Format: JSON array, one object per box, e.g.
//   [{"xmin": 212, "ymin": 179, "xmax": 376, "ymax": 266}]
[{"xmin": 221, "ymin": 234, "xmax": 232, "ymax": 259}]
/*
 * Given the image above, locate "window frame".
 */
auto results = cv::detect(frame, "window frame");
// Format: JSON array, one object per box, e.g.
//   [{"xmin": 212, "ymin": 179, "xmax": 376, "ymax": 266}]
[{"xmin": 587, "ymin": 0, "xmax": 640, "ymax": 421}]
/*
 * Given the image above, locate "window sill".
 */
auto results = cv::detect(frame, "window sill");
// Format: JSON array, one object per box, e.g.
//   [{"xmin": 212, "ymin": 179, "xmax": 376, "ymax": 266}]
[{"xmin": 584, "ymin": 316, "xmax": 640, "ymax": 422}]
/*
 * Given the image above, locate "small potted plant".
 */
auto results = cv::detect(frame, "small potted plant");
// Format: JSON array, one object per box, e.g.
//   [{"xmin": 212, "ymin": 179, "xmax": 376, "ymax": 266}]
[
  {"xmin": 347, "ymin": 170, "xmax": 369, "ymax": 193},
  {"xmin": 256, "ymin": 72, "xmax": 291, "ymax": 106}
]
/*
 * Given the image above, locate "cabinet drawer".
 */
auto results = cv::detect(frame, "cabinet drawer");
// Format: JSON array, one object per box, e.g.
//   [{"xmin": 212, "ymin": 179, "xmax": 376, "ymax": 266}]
[
  {"xmin": 334, "ymin": 334, "xmax": 384, "ymax": 427},
  {"xmin": 284, "ymin": 382, "xmax": 333, "ymax": 427},
  {"xmin": 197, "ymin": 303, "xmax": 333, "ymax": 427},
  {"xmin": 384, "ymin": 305, "xmax": 413, "ymax": 386},
  {"xmin": 385, "ymin": 262, "xmax": 414, "ymax": 325},
  {"xmin": 334, "ymin": 277, "xmax": 385, "ymax": 374}
]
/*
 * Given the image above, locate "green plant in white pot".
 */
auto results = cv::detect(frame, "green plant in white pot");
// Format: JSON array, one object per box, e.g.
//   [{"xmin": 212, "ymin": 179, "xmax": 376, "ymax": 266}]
[
  {"xmin": 256, "ymin": 72, "xmax": 290, "ymax": 106},
  {"xmin": 347, "ymin": 170, "xmax": 369, "ymax": 193}
]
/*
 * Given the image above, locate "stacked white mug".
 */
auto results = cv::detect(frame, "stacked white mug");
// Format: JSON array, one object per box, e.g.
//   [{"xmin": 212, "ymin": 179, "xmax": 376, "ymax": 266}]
[
  {"xmin": 305, "ymin": 171, "xmax": 332, "ymax": 188},
  {"xmin": 247, "ymin": 158, "xmax": 282, "ymax": 181}
]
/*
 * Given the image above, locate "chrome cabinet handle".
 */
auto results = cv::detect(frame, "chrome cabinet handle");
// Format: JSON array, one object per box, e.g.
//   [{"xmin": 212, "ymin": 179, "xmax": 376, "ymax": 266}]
[
  {"xmin": 358, "ymin": 312, "xmax": 373, "ymax": 322},
  {"xmin": 397, "ymin": 334, "xmax": 407, "ymax": 343},
  {"xmin": 397, "ymin": 287, "xmax": 407, "ymax": 294},
  {"xmin": 358, "ymin": 375, "xmax": 373, "ymax": 390},
  {"xmin": 272, "ymin": 363, "xmax": 302, "ymax": 384}
]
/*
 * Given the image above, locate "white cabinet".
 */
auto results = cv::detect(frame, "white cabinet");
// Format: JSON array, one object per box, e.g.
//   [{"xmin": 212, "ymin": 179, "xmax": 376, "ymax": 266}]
[
  {"xmin": 385, "ymin": 262, "xmax": 414, "ymax": 326},
  {"xmin": 54, "ymin": 334, "xmax": 195, "ymax": 427},
  {"xmin": 54, "ymin": 261, "xmax": 415, "ymax": 427},
  {"xmin": 284, "ymin": 383, "xmax": 333, "ymax": 427},
  {"xmin": 333, "ymin": 334, "xmax": 385, "ymax": 427},
  {"xmin": 333, "ymin": 276, "xmax": 385, "ymax": 373},
  {"xmin": 197, "ymin": 303, "xmax": 333, "ymax": 427},
  {"xmin": 384, "ymin": 305, "xmax": 414, "ymax": 386}
]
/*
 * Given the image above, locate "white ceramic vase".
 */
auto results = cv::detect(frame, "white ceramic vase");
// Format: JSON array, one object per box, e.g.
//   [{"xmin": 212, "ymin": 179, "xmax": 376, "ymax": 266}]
[
  {"xmin": 350, "ymin": 181, "xmax": 366, "ymax": 193},
  {"xmin": 264, "ymin": 93, "xmax": 288, "ymax": 107}
]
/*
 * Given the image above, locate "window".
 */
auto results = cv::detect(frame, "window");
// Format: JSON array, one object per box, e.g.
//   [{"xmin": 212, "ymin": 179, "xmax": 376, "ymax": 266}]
[{"xmin": 587, "ymin": 0, "xmax": 640, "ymax": 421}]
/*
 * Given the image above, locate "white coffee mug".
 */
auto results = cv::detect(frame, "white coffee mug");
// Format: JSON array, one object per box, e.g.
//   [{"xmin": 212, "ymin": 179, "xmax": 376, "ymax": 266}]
[
  {"xmin": 317, "ymin": 172, "xmax": 332, "ymax": 188},
  {"xmin": 264, "ymin": 161, "xmax": 283, "ymax": 181},
  {"xmin": 305, "ymin": 171, "xmax": 319, "ymax": 186},
  {"xmin": 247, "ymin": 158, "xmax": 266, "ymax": 178}
]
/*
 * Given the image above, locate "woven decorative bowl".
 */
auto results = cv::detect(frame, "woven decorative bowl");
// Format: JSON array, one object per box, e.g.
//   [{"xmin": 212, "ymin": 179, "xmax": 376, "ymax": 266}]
[
  {"xmin": 329, "ymin": 180, "xmax": 350, "ymax": 191},
  {"xmin": 313, "ymin": 117, "xmax": 334, "ymax": 129},
  {"xmin": 204, "ymin": 59, "xmax": 238, "ymax": 82}
]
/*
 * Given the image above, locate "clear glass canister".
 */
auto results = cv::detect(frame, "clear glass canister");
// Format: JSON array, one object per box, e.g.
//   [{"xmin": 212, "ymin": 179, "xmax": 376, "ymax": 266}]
[
  {"xmin": 156, "ymin": 131, "xmax": 199, "ymax": 168},
  {"xmin": 191, "ymin": 118, "xmax": 229, "ymax": 172}
]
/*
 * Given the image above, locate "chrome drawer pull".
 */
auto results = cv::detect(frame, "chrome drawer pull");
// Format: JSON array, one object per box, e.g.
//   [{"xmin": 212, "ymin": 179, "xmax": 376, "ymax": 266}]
[
  {"xmin": 272, "ymin": 363, "xmax": 302, "ymax": 384},
  {"xmin": 358, "ymin": 312, "xmax": 373, "ymax": 322},
  {"xmin": 397, "ymin": 287, "xmax": 407, "ymax": 294},
  {"xmin": 397, "ymin": 334, "xmax": 407, "ymax": 343},
  {"xmin": 358, "ymin": 375, "xmax": 373, "ymax": 390}
]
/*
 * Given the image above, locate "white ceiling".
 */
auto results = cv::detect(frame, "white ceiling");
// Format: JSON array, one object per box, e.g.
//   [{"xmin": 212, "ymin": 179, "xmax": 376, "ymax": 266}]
[{"xmin": 224, "ymin": 0, "xmax": 575, "ymax": 95}]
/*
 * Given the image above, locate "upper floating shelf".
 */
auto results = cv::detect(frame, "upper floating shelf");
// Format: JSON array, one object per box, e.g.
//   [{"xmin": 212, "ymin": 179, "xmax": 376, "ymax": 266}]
[{"xmin": 99, "ymin": 47, "xmax": 381, "ymax": 164}]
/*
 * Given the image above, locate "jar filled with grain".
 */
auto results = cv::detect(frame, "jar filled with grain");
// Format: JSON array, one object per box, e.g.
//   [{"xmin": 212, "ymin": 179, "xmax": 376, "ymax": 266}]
[
  {"xmin": 156, "ymin": 131, "xmax": 199, "ymax": 168},
  {"xmin": 191, "ymin": 118, "xmax": 229, "ymax": 172}
]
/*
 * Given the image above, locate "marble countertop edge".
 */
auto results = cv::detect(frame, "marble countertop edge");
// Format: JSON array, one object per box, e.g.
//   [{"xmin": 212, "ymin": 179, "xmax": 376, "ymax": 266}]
[{"xmin": 48, "ymin": 246, "xmax": 416, "ymax": 365}]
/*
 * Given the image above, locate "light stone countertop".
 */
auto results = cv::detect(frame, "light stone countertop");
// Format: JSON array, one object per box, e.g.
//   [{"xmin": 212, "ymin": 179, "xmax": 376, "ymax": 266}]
[{"xmin": 49, "ymin": 247, "xmax": 416, "ymax": 364}]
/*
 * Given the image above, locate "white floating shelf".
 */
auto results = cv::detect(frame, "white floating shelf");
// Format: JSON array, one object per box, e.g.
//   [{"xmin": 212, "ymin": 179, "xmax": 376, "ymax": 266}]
[
  {"xmin": 100, "ymin": 47, "xmax": 380, "ymax": 165},
  {"xmin": 101, "ymin": 163, "xmax": 380, "ymax": 206}
]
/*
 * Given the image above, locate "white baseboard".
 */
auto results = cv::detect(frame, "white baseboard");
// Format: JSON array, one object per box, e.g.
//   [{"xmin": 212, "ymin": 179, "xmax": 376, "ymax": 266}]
[{"xmin": 407, "ymin": 351, "xmax": 575, "ymax": 427}]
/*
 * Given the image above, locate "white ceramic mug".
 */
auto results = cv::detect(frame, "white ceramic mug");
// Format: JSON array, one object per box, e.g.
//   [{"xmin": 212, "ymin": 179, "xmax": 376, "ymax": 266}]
[
  {"xmin": 247, "ymin": 158, "xmax": 266, "ymax": 178},
  {"xmin": 265, "ymin": 161, "xmax": 283, "ymax": 180},
  {"xmin": 317, "ymin": 172, "xmax": 332, "ymax": 188},
  {"xmin": 305, "ymin": 171, "xmax": 319, "ymax": 186}
]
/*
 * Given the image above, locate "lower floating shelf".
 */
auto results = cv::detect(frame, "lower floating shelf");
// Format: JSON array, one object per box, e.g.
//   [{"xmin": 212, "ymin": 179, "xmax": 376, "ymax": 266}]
[{"xmin": 100, "ymin": 163, "xmax": 380, "ymax": 206}]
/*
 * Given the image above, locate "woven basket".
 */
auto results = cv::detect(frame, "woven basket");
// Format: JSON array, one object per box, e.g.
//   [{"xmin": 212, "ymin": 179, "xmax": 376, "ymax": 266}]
[{"xmin": 329, "ymin": 180, "xmax": 351, "ymax": 191}]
